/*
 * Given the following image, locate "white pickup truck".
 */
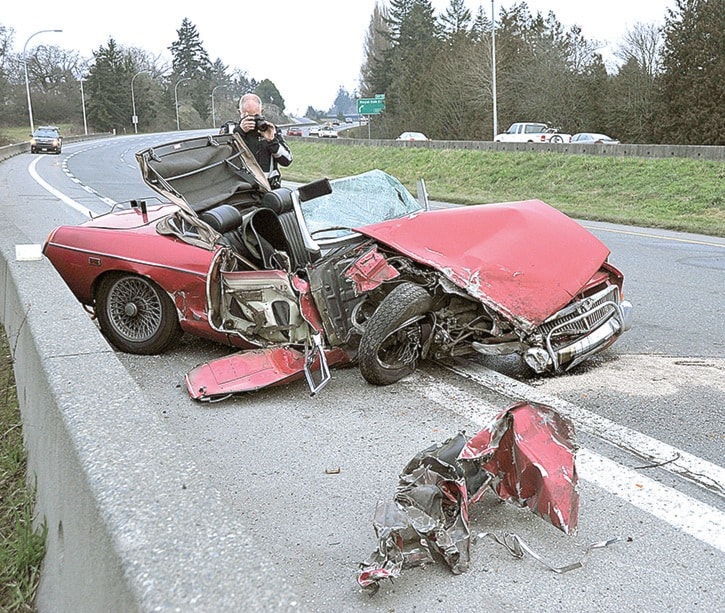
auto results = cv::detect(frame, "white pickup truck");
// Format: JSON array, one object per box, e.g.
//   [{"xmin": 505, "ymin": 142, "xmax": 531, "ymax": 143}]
[{"xmin": 494, "ymin": 122, "xmax": 572, "ymax": 143}]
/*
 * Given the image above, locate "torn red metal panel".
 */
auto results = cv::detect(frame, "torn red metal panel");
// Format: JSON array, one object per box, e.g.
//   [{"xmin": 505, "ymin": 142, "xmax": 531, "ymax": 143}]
[
  {"xmin": 184, "ymin": 346, "xmax": 348, "ymax": 400},
  {"xmin": 344, "ymin": 246, "xmax": 400, "ymax": 294},
  {"xmin": 357, "ymin": 200, "xmax": 610, "ymax": 328},
  {"xmin": 358, "ymin": 402, "xmax": 578, "ymax": 592},
  {"xmin": 460, "ymin": 402, "xmax": 579, "ymax": 534}
]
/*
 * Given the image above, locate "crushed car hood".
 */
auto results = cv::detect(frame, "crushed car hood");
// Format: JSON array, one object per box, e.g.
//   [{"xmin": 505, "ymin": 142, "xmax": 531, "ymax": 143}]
[{"xmin": 357, "ymin": 200, "xmax": 610, "ymax": 328}]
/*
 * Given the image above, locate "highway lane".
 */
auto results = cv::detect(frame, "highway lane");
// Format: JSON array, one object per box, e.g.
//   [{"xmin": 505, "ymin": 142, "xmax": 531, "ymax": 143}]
[{"xmin": 2, "ymin": 133, "xmax": 723, "ymax": 610}]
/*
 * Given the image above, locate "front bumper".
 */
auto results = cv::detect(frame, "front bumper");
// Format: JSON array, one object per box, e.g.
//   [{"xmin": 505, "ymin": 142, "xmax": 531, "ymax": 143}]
[{"xmin": 525, "ymin": 286, "xmax": 633, "ymax": 373}]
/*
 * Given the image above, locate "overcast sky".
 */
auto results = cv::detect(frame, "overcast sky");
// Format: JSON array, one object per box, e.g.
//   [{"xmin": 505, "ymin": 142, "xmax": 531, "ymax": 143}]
[{"xmin": 5, "ymin": 0, "xmax": 674, "ymax": 116}]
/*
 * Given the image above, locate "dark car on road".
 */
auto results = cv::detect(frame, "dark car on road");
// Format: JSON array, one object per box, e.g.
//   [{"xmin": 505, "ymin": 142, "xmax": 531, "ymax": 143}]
[{"xmin": 31, "ymin": 126, "xmax": 62, "ymax": 154}]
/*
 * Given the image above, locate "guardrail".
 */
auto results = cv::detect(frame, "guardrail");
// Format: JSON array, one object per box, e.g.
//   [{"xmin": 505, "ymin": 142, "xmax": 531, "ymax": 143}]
[{"xmin": 294, "ymin": 135, "xmax": 725, "ymax": 161}]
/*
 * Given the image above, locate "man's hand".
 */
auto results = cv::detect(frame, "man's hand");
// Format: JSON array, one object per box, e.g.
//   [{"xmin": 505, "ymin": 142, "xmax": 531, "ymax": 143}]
[
  {"xmin": 240, "ymin": 115, "xmax": 256, "ymax": 133},
  {"xmin": 259, "ymin": 124, "xmax": 276, "ymax": 141}
]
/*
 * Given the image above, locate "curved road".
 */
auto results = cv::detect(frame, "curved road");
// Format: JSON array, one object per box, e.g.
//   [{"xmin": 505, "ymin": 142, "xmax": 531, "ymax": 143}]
[{"xmin": 2, "ymin": 133, "xmax": 723, "ymax": 611}]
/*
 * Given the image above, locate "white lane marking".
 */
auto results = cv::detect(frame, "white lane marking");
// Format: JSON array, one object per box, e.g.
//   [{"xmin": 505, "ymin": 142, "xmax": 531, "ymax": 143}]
[
  {"xmin": 411, "ymin": 371, "xmax": 725, "ymax": 552},
  {"xmin": 445, "ymin": 359, "xmax": 725, "ymax": 498},
  {"xmin": 28, "ymin": 156, "xmax": 93, "ymax": 218},
  {"xmin": 581, "ymin": 225, "xmax": 725, "ymax": 249},
  {"xmin": 579, "ymin": 450, "xmax": 725, "ymax": 551}
]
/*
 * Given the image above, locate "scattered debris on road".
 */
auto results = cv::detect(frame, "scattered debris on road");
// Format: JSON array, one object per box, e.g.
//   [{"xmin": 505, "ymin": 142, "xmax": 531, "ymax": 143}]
[{"xmin": 358, "ymin": 401, "xmax": 588, "ymax": 592}]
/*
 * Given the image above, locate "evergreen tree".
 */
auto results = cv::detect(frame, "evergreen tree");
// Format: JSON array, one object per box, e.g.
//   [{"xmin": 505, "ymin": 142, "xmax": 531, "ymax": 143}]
[
  {"xmin": 85, "ymin": 38, "xmax": 135, "ymax": 133},
  {"xmin": 360, "ymin": 2, "xmax": 392, "ymax": 97},
  {"xmin": 439, "ymin": 0, "xmax": 472, "ymax": 41},
  {"xmin": 255, "ymin": 79, "xmax": 285, "ymax": 122},
  {"xmin": 383, "ymin": 0, "xmax": 439, "ymax": 134},
  {"xmin": 656, "ymin": 0, "xmax": 724, "ymax": 144},
  {"xmin": 169, "ymin": 18, "xmax": 213, "ymax": 122},
  {"xmin": 330, "ymin": 87, "xmax": 357, "ymax": 115}
]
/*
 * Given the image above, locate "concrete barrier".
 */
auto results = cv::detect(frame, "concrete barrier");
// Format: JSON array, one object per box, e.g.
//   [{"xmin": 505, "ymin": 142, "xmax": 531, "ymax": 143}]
[
  {"xmin": 0, "ymin": 225, "xmax": 299, "ymax": 609},
  {"xmin": 0, "ymin": 134, "xmax": 113, "ymax": 163},
  {"xmin": 298, "ymin": 135, "xmax": 725, "ymax": 161}
]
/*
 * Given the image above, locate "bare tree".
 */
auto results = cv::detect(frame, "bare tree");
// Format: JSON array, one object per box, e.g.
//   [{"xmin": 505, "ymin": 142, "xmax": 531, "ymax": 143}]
[{"xmin": 616, "ymin": 22, "xmax": 663, "ymax": 78}]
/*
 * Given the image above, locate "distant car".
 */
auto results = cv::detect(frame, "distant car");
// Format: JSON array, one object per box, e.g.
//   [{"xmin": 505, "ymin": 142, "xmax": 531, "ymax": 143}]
[
  {"xmin": 30, "ymin": 126, "xmax": 62, "ymax": 154},
  {"xmin": 494, "ymin": 123, "xmax": 571, "ymax": 143},
  {"xmin": 287, "ymin": 127, "xmax": 303, "ymax": 137},
  {"xmin": 396, "ymin": 132, "xmax": 429, "ymax": 141},
  {"xmin": 308, "ymin": 126, "xmax": 320, "ymax": 137},
  {"xmin": 572, "ymin": 133, "xmax": 621, "ymax": 145},
  {"xmin": 318, "ymin": 127, "xmax": 338, "ymax": 138}
]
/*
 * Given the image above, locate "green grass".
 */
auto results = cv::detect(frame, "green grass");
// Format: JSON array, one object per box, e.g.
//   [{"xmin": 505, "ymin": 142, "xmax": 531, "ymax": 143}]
[
  {"xmin": 2, "ymin": 128, "xmax": 722, "ymax": 236},
  {"xmin": 0, "ymin": 124, "xmax": 77, "ymax": 147},
  {"xmin": 284, "ymin": 142, "xmax": 725, "ymax": 237},
  {"xmin": 0, "ymin": 327, "xmax": 47, "ymax": 612}
]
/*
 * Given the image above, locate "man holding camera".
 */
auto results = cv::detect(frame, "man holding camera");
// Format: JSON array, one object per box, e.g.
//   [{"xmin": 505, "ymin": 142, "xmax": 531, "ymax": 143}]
[{"xmin": 229, "ymin": 93, "xmax": 293, "ymax": 189}]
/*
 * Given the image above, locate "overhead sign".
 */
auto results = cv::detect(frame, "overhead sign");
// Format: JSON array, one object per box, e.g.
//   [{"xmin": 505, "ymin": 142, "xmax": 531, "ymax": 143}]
[{"xmin": 357, "ymin": 97, "xmax": 385, "ymax": 115}]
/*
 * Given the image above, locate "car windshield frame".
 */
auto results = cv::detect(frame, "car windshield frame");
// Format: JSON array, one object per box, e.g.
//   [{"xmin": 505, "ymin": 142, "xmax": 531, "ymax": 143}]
[
  {"xmin": 300, "ymin": 169, "xmax": 423, "ymax": 240},
  {"xmin": 33, "ymin": 128, "xmax": 60, "ymax": 138}
]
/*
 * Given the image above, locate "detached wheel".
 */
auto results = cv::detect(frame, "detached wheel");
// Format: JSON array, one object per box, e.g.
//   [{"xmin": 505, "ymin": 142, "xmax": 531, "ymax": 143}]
[
  {"xmin": 96, "ymin": 274, "xmax": 181, "ymax": 354},
  {"xmin": 358, "ymin": 283, "xmax": 433, "ymax": 386}
]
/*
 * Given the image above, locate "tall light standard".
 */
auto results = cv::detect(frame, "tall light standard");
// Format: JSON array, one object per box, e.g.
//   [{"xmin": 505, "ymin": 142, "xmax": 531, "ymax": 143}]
[
  {"xmin": 174, "ymin": 77, "xmax": 191, "ymax": 131},
  {"xmin": 211, "ymin": 85, "xmax": 227, "ymax": 128},
  {"xmin": 23, "ymin": 29, "xmax": 63, "ymax": 134},
  {"xmin": 491, "ymin": 0, "xmax": 498, "ymax": 138},
  {"xmin": 131, "ymin": 71, "xmax": 149, "ymax": 134},
  {"xmin": 79, "ymin": 78, "xmax": 88, "ymax": 135}
]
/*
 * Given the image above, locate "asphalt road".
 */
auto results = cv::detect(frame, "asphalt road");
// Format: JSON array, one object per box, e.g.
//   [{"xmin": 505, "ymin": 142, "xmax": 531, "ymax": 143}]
[{"xmin": 2, "ymin": 133, "xmax": 723, "ymax": 611}]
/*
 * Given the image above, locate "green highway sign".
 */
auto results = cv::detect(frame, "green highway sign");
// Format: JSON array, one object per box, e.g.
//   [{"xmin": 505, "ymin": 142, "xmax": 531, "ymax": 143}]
[{"xmin": 357, "ymin": 97, "xmax": 385, "ymax": 115}]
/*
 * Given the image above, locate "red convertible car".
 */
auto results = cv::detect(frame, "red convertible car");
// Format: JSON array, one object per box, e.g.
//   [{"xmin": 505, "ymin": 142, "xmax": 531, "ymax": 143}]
[{"xmin": 43, "ymin": 133, "xmax": 632, "ymax": 400}]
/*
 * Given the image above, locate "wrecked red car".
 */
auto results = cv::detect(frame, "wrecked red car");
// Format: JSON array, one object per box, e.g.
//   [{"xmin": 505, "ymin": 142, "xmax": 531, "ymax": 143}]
[{"xmin": 43, "ymin": 133, "xmax": 632, "ymax": 400}]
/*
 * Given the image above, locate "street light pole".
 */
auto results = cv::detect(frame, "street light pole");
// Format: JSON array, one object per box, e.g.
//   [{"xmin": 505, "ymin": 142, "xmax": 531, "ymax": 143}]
[
  {"xmin": 131, "ymin": 71, "xmax": 149, "ymax": 134},
  {"xmin": 80, "ymin": 78, "xmax": 88, "ymax": 135},
  {"xmin": 491, "ymin": 0, "xmax": 498, "ymax": 138},
  {"xmin": 23, "ymin": 29, "xmax": 62, "ymax": 135},
  {"xmin": 174, "ymin": 77, "xmax": 191, "ymax": 131},
  {"xmin": 211, "ymin": 85, "xmax": 226, "ymax": 128}
]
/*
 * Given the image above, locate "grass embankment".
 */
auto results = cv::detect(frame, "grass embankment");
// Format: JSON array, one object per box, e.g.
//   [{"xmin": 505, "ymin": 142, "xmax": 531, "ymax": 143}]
[
  {"xmin": 0, "ymin": 125, "xmax": 76, "ymax": 148},
  {"xmin": 284, "ymin": 142, "xmax": 725, "ymax": 237},
  {"xmin": 0, "ymin": 327, "xmax": 46, "ymax": 611}
]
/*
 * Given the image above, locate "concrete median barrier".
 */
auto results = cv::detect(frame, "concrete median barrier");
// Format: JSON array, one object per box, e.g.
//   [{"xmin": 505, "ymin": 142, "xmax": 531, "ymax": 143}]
[{"xmin": 0, "ymin": 224, "xmax": 299, "ymax": 611}]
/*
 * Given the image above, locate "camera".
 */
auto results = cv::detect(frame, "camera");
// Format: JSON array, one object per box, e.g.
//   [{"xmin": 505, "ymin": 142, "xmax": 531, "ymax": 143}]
[{"xmin": 252, "ymin": 114, "xmax": 270, "ymax": 132}]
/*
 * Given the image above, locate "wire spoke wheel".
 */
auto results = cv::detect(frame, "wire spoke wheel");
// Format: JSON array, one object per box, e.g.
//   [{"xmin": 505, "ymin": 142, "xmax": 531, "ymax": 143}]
[
  {"xmin": 96, "ymin": 274, "xmax": 181, "ymax": 354},
  {"xmin": 107, "ymin": 276, "xmax": 164, "ymax": 342}
]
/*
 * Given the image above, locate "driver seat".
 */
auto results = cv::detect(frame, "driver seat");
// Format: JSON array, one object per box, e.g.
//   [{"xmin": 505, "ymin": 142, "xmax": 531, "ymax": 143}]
[{"xmin": 261, "ymin": 188, "xmax": 321, "ymax": 270}]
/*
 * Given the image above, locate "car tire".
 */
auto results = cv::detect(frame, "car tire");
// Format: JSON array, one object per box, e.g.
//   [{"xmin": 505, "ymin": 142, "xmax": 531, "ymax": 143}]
[
  {"xmin": 550, "ymin": 135, "xmax": 563, "ymax": 143},
  {"xmin": 96, "ymin": 273, "xmax": 182, "ymax": 354},
  {"xmin": 358, "ymin": 283, "xmax": 433, "ymax": 386}
]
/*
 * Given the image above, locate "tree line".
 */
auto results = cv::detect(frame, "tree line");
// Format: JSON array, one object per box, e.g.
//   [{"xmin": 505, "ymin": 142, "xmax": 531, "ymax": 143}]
[
  {"xmin": 0, "ymin": 18, "xmax": 288, "ymax": 138},
  {"xmin": 360, "ymin": 0, "xmax": 723, "ymax": 145},
  {"xmin": 0, "ymin": 0, "xmax": 722, "ymax": 145}
]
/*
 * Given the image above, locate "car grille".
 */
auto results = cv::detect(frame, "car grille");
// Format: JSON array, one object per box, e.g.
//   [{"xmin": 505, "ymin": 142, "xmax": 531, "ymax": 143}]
[{"xmin": 539, "ymin": 285, "xmax": 619, "ymax": 338}]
